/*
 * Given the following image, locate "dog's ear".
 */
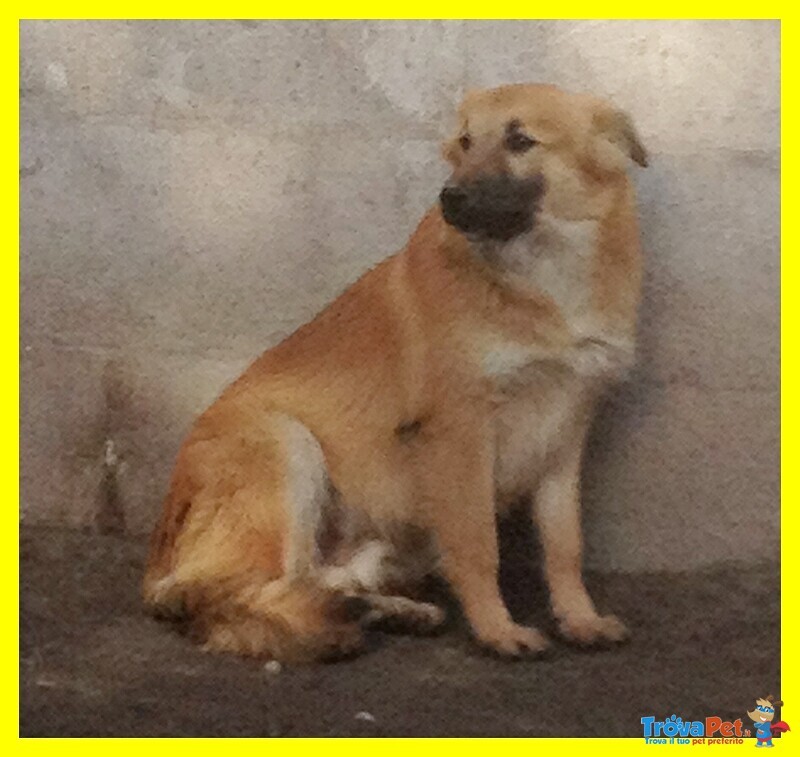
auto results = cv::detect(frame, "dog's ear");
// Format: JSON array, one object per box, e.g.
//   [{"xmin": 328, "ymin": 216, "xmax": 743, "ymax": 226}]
[
  {"xmin": 441, "ymin": 133, "xmax": 461, "ymax": 164},
  {"xmin": 443, "ymin": 91, "xmax": 480, "ymax": 166},
  {"xmin": 592, "ymin": 104, "xmax": 648, "ymax": 170},
  {"xmin": 442, "ymin": 118, "xmax": 470, "ymax": 166}
]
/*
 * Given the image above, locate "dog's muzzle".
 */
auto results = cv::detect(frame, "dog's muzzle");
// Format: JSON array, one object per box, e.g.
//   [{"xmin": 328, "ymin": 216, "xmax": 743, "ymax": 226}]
[{"xmin": 439, "ymin": 175, "xmax": 544, "ymax": 241}]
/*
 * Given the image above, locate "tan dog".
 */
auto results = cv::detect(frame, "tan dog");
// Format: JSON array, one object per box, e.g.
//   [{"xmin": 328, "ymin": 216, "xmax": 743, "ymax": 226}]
[{"xmin": 143, "ymin": 83, "xmax": 647, "ymax": 662}]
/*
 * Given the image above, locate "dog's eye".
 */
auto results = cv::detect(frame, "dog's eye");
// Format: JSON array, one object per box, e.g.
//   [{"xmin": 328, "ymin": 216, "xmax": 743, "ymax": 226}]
[
  {"xmin": 459, "ymin": 134, "xmax": 472, "ymax": 151},
  {"xmin": 505, "ymin": 132, "xmax": 538, "ymax": 153}
]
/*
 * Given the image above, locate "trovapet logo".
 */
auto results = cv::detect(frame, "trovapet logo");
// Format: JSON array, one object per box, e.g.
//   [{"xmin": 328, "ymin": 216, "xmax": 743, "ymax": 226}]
[
  {"xmin": 641, "ymin": 715, "xmax": 746, "ymax": 744},
  {"xmin": 641, "ymin": 696, "xmax": 790, "ymax": 746}
]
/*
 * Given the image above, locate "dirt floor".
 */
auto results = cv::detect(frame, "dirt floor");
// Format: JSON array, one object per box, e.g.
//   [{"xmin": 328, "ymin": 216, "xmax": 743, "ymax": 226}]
[{"xmin": 20, "ymin": 523, "xmax": 780, "ymax": 737}]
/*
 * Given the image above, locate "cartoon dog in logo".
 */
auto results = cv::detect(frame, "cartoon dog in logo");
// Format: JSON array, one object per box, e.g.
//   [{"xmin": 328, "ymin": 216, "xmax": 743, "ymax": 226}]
[{"xmin": 747, "ymin": 697, "xmax": 790, "ymax": 747}]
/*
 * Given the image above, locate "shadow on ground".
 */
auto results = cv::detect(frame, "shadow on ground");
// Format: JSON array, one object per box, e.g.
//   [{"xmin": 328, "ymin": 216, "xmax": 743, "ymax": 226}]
[{"xmin": 20, "ymin": 522, "xmax": 779, "ymax": 737}]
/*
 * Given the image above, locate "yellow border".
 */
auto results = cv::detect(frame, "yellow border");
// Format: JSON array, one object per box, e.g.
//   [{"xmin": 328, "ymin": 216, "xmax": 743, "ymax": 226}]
[
  {"xmin": 12, "ymin": 11, "xmax": 786, "ymax": 750},
  {"xmin": 9, "ymin": 7, "xmax": 19, "ymax": 749},
  {"xmin": 780, "ymin": 9, "xmax": 791, "ymax": 751},
  {"xmin": 12, "ymin": 11, "xmax": 780, "ymax": 21},
  {"xmin": 11, "ymin": 7, "xmax": 788, "ymax": 18}
]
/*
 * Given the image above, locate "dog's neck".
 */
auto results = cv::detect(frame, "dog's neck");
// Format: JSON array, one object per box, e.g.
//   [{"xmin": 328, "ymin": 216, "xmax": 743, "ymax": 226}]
[{"xmin": 471, "ymin": 213, "xmax": 599, "ymax": 320}]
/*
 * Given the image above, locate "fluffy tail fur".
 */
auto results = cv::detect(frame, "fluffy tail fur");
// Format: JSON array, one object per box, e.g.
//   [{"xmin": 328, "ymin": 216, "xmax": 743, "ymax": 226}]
[{"xmin": 144, "ymin": 571, "xmax": 364, "ymax": 662}]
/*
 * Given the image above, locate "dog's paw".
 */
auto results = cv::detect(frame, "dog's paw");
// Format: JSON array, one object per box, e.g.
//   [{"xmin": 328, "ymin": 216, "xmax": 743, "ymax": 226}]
[
  {"xmin": 365, "ymin": 599, "xmax": 447, "ymax": 635},
  {"xmin": 475, "ymin": 621, "xmax": 551, "ymax": 658},
  {"xmin": 557, "ymin": 613, "xmax": 630, "ymax": 646},
  {"xmin": 407, "ymin": 602, "xmax": 447, "ymax": 634}
]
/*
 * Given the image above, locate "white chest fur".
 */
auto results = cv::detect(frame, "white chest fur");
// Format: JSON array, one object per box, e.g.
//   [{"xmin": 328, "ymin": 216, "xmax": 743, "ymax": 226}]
[
  {"xmin": 496, "ymin": 214, "xmax": 598, "ymax": 319},
  {"xmin": 471, "ymin": 215, "xmax": 636, "ymax": 501},
  {"xmin": 475, "ymin": 214, "xmax": 634, "ymax": 387}
]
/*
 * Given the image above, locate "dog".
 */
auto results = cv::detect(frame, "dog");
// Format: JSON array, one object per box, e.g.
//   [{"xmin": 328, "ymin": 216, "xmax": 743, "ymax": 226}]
[{"xmin": 143, "ymin": 83, "xmax": 647, "ymax": 662}]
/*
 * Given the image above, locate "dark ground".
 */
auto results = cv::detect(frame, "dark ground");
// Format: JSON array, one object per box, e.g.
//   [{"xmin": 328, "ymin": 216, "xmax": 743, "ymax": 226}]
[{"xmin": 20, "ymin": 523, "xmax": 780, "ymax": 737}]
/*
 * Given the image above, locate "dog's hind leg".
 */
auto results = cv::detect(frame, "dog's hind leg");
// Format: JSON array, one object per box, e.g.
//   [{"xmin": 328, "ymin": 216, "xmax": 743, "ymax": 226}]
[{"xmin": 145, "ymin": 412, "xmax": 367, "ymax": 662}]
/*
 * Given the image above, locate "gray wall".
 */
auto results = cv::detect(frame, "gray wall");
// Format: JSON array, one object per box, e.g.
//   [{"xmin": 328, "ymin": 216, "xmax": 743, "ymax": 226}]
[{"xmin": 20, "ymin": 20, "xmax": 780, "ymax": 571}]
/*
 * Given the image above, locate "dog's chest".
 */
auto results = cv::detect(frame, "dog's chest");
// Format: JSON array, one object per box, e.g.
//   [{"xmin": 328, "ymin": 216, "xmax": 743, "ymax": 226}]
[
  {"xmin": 476, "ymin": 217, "xmax": 631, "ymax": 386},
  {"xmin": 470, "ymin": 219, "xmax": 634, "ymax": 498}
]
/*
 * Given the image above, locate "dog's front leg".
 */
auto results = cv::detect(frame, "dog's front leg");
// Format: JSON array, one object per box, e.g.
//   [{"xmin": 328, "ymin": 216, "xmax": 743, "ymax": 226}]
[
  {"xmin": 422, "ymin": 409, "xmax": 550, "ymax": 657},
  {"xmin": 533, "ymin": 438, "xmax": 629, "ymax": 645}
]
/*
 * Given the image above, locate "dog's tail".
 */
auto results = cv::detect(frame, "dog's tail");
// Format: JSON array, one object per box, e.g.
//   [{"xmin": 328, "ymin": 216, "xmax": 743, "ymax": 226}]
[
  {"xmin": 144, "ymin": 568, "xmax": 366, "ymax": 663},
  {"xmin": 158, "ymin": 572, "xmax": 365, "ymax": 662}
]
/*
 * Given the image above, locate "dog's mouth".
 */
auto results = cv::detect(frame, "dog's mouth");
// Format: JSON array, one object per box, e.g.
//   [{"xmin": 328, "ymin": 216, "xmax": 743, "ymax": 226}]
[{"xmin": 439, "ymin": 175, "xmax": 544, "ymax": 242}]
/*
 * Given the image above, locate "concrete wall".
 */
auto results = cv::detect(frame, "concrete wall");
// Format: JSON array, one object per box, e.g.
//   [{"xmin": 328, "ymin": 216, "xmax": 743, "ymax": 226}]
[{"xmin": 20, "ymin": 20, "xmax": 780, "ymax": 571}]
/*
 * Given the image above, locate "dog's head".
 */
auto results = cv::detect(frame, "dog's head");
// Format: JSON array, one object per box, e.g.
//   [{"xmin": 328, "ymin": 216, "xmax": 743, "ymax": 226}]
[{"xmin": 439, "ymin": 83, "xmax": 647, "ymax": 241}]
